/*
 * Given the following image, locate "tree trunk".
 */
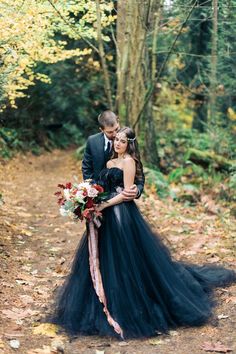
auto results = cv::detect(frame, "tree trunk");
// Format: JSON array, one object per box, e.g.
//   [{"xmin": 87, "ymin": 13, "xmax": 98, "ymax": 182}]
[
  {"xmin": 207, "ymin": 0, "xmax": 218, "ymax": 125},
  {"xmin": 95, "ymin": 0, "xmax": 113, "ymax": 110},
  {"xmin": 143, "ymin": 101, "xmax": 160, "ymax": 166},
  {"xmin": 143, "ymin": 6, "xmax": 162, "ymax": 166},
  {"xmin": 117, "ymin": 0, "xmax": 162, "ymax": 127},
  {"xmin": 116, "ymin": 0, "xmax": 148, "ymax": 126},
  {"xmin": 116, "ymin": 0, "xmax": 162, "ymax": 165}
]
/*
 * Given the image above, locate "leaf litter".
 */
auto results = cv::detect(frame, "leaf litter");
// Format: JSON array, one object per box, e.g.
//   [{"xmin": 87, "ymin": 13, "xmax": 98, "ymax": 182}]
[{"xmin": 0, "ymin": 150, "xmax": 235, "ymax": 354}]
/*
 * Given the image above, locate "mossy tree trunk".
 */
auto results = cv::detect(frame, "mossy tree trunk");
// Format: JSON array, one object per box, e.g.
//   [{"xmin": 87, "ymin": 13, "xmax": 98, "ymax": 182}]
[
  {"xmin": 116, "ymin": 0, "xmax": 147, "ymax": 126},
  {"xmin": 116, "ymin": 0, "xmax": 162, "ymax": 166}
]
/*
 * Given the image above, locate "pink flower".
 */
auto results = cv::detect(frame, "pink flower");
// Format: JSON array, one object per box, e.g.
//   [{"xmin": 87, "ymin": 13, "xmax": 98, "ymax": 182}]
[{"xmin": 88, "ymin": 187, "xmax": 99, "ymax": 198}]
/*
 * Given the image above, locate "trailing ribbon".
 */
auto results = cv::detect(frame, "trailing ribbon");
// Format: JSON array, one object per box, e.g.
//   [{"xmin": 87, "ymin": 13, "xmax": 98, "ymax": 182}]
[{"xmin": 87, "ymin": 220, "xmax": 124, "ymax": 339}]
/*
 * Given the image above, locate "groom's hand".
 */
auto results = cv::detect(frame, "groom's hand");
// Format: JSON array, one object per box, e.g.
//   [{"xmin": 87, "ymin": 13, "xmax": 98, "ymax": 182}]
[{"xmin": 122, "ymin": 184, "xmax": 139, "ymax": 201}]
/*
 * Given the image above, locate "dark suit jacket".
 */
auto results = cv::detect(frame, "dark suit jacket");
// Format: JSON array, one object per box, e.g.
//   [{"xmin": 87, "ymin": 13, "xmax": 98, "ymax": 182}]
[
  {"xmin": 82, "ymin": 132, "xmax": 107, "ymax": 181},
  {"xmin": 82, "ymin": 132, "xmax": 145, "ymax": 197}
]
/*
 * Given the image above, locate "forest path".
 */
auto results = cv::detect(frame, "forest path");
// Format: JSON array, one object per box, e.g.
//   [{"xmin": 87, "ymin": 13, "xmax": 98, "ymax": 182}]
[{"xmin": 0, "ymin": 149, "xmax": 235, "ymax": 354}]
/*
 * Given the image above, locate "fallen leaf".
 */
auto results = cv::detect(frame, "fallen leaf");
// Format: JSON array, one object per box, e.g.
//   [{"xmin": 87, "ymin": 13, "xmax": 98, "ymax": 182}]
[
  {"xmin": 15, "ymin": 277, "xmax": 34, "ymax": 286},
  {"xmin": 5, "ymin": 332, "xmax": 24, "ymax": 338},
  {"xmin": 27, "ymin": 346, "xmax": 53, "ymax": 354},
  {"xmin": 50, "ymin": 338, "xmax": 65, "ymax": 353},
  {"xmin": 2, "ymin": 308, "xmax": 37, "ymax": 320},
  {"xmin": 2, "ymin": 282, "xmax": 14, "ymax": 288},
  {"xmin": 169, "ymin": 330, "xmax": 179, "ymax": 336},
  {"xmin": 201, "ymin": 195, "xmax": 220, "ymax": 215},
  {"xmin": 21, "ymin": 229, "xmax": 33, "ymax": 236},
  {"xmin": 33, "ymin": 323, "xmax": 59, "ymax": 337},
  {"xmin": 217, "ymin": 314, "xmax": 229, "ymax": 319},
  {"xmin": 118, "ymin": 341, "xmax": 129, "ymax": 346},
  {"xmin": 225, "ymin": 296, "xmax": 236, "ymax": 304},
  {"xmin": 201, "ymin": 341, "xmax": 232, "ymax": 353},
  {"xmin": 19, "ymin": 295, "xmax": 34, "ymax": 305},
  {"xmin": 55, "ymin": 265, "xmax": 63, "ymax": 273},
  {"xmin": 17, "ymin": 212, "xmax": 32, "ymax": 218},
  {"xmin": 0, "ymin": 340, "xmax": 5, "ymax": 349},
  {"xmin": 53, "ymin": 228, "xmax": 60, "ymax": 233},
  {"xmin": 88, "ymin": 342, "xmax": 111, "ymax": 348},
  {"xmin": 49, "ymin": 247, "xmax": 60, "ymax": 252},
  {"xmin": 149, "ymin": 338, "xmax": 164, "ymax": 345},
  {"xmin": 207, "ymin": 256, "xmax": 220, "ymax": 263}
]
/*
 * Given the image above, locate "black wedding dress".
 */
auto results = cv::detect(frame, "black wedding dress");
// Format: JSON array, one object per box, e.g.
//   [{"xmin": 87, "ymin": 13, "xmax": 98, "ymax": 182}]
[{"xmin": 51, "ymin": 167, "xmax": 236, "ymax": 339}]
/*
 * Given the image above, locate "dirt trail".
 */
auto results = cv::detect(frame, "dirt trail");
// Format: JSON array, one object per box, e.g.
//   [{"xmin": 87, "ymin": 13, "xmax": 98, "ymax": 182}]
[{"xmin": 0, "ymin": 149, "xmax": 235, "ymax": 354}]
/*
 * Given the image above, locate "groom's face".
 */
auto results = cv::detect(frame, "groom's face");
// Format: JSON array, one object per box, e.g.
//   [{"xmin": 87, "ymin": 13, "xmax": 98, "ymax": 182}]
[{"xmin": 101, "ymin": 123, "xmax": 120, "ymax": 140}]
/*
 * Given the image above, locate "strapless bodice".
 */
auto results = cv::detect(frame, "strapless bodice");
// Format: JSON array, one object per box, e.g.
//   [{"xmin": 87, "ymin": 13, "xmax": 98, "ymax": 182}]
[{"xmin": 97, "ymin": 167, "xmax": 124, "ymax": 193}]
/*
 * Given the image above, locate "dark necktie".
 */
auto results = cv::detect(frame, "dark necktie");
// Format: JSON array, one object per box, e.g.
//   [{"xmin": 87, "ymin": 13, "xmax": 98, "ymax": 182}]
[{"xmin": 104, "ymin": 141, "xmax": 111, "ymax": 161}]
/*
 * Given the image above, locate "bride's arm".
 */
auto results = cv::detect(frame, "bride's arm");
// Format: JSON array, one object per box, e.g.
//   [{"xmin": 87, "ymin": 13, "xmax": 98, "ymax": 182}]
[{"xmin": 97, "ymin": 158, "xmax": 136, "ymax": 211}]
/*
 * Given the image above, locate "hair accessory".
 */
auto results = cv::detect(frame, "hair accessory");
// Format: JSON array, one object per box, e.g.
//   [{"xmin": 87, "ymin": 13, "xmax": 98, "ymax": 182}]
[{"xmin": 127, "ymin": 137, "xmax": 136, "ymax": 142}]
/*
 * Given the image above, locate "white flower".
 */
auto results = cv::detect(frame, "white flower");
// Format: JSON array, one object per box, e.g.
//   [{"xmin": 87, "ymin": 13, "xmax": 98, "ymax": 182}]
[
  {"xmin": 59, "ymin": 206, "xmax": 68, "ymax": 216},
  {"xmin": 88, "ymin": 187, "xmax": 99, "ymax": 198},
  {"xmin": 75, "ymin": 190, "xmax": 86, "ymax": 199},
  {"xmin": 63, "ymin": 188, "xmax": 71, "ymax": 201},
  {"xmin": 78, "ymin": 182, "xmax": 91, "ymax": 190}
]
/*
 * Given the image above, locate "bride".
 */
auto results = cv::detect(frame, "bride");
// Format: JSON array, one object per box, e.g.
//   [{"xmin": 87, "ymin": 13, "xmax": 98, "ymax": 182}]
[{"xmin": 51, "ymin": 127, "xmax": 236, "ymax": 339}]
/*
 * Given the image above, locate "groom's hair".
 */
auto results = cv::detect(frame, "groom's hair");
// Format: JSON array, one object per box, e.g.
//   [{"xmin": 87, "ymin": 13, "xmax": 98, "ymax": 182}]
[{"xmin": 98, "ymin": 110, "xmax": 118, "ymax": 129}]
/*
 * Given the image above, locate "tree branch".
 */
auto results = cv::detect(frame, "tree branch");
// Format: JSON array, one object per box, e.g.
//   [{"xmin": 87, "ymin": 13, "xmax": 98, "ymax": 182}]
[{"xmin": 47, "ymin": 0, "xmax": 99, "ymax": 54}]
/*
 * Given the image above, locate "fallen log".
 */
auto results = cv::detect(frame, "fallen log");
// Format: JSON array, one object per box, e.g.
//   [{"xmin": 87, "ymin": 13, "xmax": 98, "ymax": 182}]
[{"xmin": 185, "ymin": 148, "xmax": 236, "ymax": 171}]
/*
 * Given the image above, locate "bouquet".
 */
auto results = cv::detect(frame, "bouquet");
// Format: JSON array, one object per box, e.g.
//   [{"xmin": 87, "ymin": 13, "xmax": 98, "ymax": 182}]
[{"xmin": 55, "ymin": 180, "xmax": 106, "ymax": 222}]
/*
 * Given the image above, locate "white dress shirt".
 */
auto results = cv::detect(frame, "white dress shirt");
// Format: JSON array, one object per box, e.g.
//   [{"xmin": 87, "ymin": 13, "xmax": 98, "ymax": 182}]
[{"xmin": 104, "ymin": 134, "xmax": 113, "ymax": 151}]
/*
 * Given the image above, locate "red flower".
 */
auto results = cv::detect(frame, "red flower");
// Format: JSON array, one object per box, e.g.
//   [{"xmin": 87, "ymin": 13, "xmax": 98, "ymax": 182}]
[
  {"xmin": 83, "ymin": 190, "xmax": 88, "ymax": 196},
  {"xmin": 66, "ymin": 182, "xmax": 72, "ymax": 189},
  {"xmin": 57, "ymin": 197, "xmax": 65, "ymax": 205},
  {"xmin": 86, "ymin": 197, "xmax": 94, "ymax": 209},
  {"xmin": 93, "ymin": 184, "xmax": 104, "ymax": 193}
]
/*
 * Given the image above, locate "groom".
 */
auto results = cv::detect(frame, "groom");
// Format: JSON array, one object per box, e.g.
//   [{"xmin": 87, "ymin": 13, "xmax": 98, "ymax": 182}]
[{"xmin": 82, "ymin": 110, "xmax": 145, "ymax": 200}]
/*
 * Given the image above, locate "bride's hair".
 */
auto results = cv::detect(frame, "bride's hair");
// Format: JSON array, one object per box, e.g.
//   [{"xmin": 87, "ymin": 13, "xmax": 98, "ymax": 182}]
[{"xmin": 112, "ymin": 127, "xmax": 144, "ymax": 181}]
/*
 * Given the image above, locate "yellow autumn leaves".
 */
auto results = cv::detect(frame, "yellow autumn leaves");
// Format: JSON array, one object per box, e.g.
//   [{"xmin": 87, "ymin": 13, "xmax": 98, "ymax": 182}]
[
  {"xmin": 0, "ymin": 0, "xmax": 115, "ymax": 110},
  {"xmin": 32, "ymin": 323, "xmax": 59, "ymax": 337}
]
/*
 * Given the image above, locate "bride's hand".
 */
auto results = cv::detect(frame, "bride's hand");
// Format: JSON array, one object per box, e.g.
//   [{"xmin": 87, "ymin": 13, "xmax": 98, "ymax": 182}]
[{"xmin": 96, "ymin": 203, "xmax": 105, "ymax": 212}]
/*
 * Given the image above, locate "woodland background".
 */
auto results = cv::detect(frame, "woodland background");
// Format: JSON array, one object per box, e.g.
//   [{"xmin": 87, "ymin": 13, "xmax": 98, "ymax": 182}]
[
  {"xmin": 0, "ymin": 0, "xmax": 235, "ymax": 205},
  {"xmin": 0, "ymin": 1, "xmax": 236, "ymax": 353}
]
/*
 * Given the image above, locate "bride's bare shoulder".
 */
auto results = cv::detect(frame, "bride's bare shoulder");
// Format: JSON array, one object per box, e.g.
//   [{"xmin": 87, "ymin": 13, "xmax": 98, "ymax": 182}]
[
  {"xmin": 124, "ymin": 155, "xmax": 134, "ymax": 162},
  {"xmin": 123, "ymin": 155, "xmax": 135, "ymax": 167},
  {"xmin": 107, "ymin": 159, "xmax": 117, "ymax": 168}
]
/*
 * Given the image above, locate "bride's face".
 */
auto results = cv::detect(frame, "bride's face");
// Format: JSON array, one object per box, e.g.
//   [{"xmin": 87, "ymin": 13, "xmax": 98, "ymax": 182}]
[{"xmin": 114, "ymin": 133, "xmax": 128, "ymax": 155}]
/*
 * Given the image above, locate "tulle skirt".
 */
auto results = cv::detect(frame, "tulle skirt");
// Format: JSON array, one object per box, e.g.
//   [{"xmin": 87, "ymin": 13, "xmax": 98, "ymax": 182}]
[{"xmin": 50, "ymin": 200, "xmax": 236, "ymax": 339}]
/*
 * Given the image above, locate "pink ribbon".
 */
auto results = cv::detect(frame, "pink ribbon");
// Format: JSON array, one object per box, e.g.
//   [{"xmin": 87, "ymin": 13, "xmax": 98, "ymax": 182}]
[{"xmin": 88, "ymin": 220, "xmax": 124, "ymax": 339}]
